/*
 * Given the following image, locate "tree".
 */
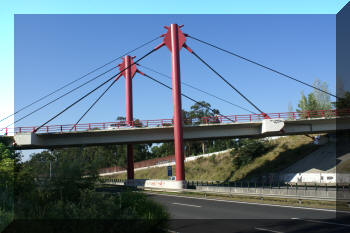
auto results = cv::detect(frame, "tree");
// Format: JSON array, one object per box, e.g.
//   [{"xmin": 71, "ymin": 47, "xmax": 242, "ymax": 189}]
[
  {"xmin": 297, "ymin": 79, "xmax": 332, "ymax": 118},
  {"xmin": 151, "ymin": 142, "xmax": 174, "ymax": 158},
  {"xmin": 0, "ymin": 140, "xmax": 20, "ymax": 231},
  {"xmin": 332, "ymin": 91, "xmax": 350, "ymax": 111},
  {"xmin": 187, "ymin": 101, "xmax": 220, "ymax": 154},
  {"xmin": 287, "ymin": 102, "xmax": 294, "ymax": 120},
  {"xmin": 336, "ymin": 76, "xmax": 346, "ymax": 98},
  {"xmin": 312, "ymin": 79, "xmax": 331, "ymax": 110},
  {"xmin": 116, "ymin": 116, "xmax": 127, "ymax": 126},
  {"xmin": 11, "ymin": 143, "xmax": 169, "ymax": 231},
  {"xmin": 231, "ymin": 139, "xmax": 273, "ymax": 168},
  {"xmin": 288, "ymin": 102, "xmax": 293, "ymax": 112},
  {"xmin": 187, "ymin": 101, "xmax": 219, "ymax": 125}
]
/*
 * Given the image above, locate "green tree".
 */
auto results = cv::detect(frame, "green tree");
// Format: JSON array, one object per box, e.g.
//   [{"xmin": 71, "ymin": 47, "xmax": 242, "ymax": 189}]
[
  {"xmin": 332, "ymin": 91, "xmax": 350, "ymax": 111},
  {"xmin": 231, "ymin": 139, "xmax": 273, "ymax": 168},
  {"xmin": 12, "ymin": 145, "xmax": 169, "ymax": 232},
  {"xmin": 186, "ymin": 101, "xmax": 220, "ymax": 154},
  {"xmin": 297, "ymin": 79, "xmax": 332, "ymax": 118},
  {"xmin": 312, "ymin": 79, "xmax": 331, "ymax": 110},
  {"xmin": 0, "ymin": 139, "xmax": 20, "ymax": 231},
  {"xmin": 151, "ymin": 142, "xmax": 174, "ymax": 158}
]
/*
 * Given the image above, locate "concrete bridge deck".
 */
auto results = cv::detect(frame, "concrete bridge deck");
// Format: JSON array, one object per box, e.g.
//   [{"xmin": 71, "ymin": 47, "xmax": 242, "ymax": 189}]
[{"xmin": 11, "ymin": 116, "xmax": 350, "ymax": 149}]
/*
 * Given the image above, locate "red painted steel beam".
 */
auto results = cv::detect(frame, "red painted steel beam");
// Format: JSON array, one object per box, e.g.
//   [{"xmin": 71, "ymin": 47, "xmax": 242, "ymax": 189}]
[
  {"xmin": 162, "ymin": 24, "xmax": 187, "ymax": 181},
  {"xmin": 125, "ymin": 56, "xmax": 134, "ymax": 180},
  {"xmin": 119, "ymin": 55, "xmax": 138, "ymax": 180}
]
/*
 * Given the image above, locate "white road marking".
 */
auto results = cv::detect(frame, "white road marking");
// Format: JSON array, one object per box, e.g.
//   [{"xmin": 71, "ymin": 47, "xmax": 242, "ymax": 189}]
[
  {"xmin": 167, "ymin": 230, "xmax": 180, "ymax": 233},
  {"xmin": 292, "ymin": 218, "xmax": 350, "ymax": 228},
  {"xmin": 172, "ymin": 202, "xmax": 201, "ymax": 208},
  {"xmin": 255, "ymin": 227, "xmax": 284, "ymax": 233},
  {"xmin": 146, "ymin": 192, "xmax": 350, "ymax": 213}
]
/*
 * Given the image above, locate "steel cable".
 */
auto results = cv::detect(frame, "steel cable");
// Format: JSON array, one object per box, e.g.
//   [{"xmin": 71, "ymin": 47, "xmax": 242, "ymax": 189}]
[
  {"xmin": 191, "ymin": 50, "xmax": 267, "ymax": 115},
  {"xmin": 142, "ymin": 73, "xmax": 236, "ymax": 123},
  {"xmin": 34, "ymin": 48, "xmax": 158, "ymax": 132},
  {"xmin": 188, "ymin": 35, "xmax": 338, "ymax": 99},
  {"xmin": 138, "ymin": 64, "xmax": 256, "ymax": 114},
  {"xmin": 0, "ymin": 36, "xmax": 161, "ymax": 124}
]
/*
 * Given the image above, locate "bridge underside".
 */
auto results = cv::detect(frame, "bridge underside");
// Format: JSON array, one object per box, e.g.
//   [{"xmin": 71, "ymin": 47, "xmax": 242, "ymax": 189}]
[{"xmin": 12, "ymin": 117, "xmax": 350, "ymax": 150}]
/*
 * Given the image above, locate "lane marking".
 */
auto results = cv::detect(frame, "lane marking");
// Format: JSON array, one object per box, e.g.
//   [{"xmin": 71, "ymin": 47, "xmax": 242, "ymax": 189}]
[
  {"xmin": 146, "ymin": 192, "xmax": 350, "ymax": 213},
  {"xmin": 167, "ymin": 230, "xmax": 180, "ymax": 233},
  {"xmin": 172, "ymin": 202, "xmax": 201, "ymax": 208},
  {"xmin": 292, "ymin": 218, "xmax": 350, "ymax": 228},
  {"xmin": 255, "ymin": 227, "xmax": 284, "ymax": 233}
]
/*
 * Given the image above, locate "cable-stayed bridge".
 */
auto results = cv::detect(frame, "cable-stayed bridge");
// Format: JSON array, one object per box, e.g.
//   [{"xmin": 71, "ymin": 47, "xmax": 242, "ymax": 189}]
[{"xmin": 1, "ymin": 24, "xmax": 348, "ymax": 187}]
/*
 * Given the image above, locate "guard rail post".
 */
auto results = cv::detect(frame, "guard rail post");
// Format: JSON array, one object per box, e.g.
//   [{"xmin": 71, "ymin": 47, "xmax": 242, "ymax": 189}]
[{"xmin": 255, "ymin": 181, "xmax": 257, "ymax": 193}]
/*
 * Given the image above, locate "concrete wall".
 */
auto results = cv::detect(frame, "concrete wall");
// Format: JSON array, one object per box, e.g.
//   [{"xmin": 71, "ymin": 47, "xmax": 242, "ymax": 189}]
[
  {"xmin": 271, "ymin": 173, "xmax": 350, "ymax": 184},
  {"xmin": 105, "ymin": 179, "xmax": 186, "ymax": 189}
]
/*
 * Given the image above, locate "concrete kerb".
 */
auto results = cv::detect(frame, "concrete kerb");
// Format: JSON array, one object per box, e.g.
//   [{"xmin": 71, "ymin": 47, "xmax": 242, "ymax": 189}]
[{"xmin": 117, "ymin": 179, "xmax": 187, "ymax": 190}]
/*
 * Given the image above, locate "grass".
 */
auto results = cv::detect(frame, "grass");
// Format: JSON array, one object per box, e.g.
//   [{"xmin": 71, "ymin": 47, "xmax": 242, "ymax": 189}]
[
  {"xmin": 337, "ymin": 159, "xmax": 350, "ymax": 173},
  {"xmin": 229, "ymin": 135, "xmax": 318, "ymax": 181},
  {"xmin": 108, "ymin": 135, "xmax": 319, "ymax": 182}
]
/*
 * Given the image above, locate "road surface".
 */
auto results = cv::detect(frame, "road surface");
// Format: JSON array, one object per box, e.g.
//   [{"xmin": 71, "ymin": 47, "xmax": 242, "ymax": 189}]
[{"xmin": 147, "ymin": 192, "xmax": 350, "ymax": 233}]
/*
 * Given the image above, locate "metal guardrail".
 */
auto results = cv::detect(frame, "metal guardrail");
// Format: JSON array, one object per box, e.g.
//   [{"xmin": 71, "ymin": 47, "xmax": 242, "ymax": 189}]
[
  {"xmin": 99, "ymin": 178, "xmax": 350, "ymax": 189},
  {"xmin": 99, "ymin": 178, "xmax": 350, "ymax": 201}
]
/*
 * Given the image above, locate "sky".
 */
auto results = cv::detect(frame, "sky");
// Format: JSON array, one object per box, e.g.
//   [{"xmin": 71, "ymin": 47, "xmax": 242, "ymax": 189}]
[
  {"xmin": 0, "ymin": 1, "xmax": 348, "ymax": 161},
  {"xmin": 13, "ymin": 14, "xmax": 336, "ymax": 124}
]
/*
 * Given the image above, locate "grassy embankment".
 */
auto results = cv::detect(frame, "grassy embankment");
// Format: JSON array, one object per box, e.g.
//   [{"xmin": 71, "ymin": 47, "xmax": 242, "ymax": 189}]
[{"xmin": 109, "ymin": 135, "xmax": 319, "ymax": 181}]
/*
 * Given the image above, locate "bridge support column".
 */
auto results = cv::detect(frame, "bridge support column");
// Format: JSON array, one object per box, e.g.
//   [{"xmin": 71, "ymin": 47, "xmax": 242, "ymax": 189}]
[
  {"xmin": 125, "ymin": 55, "xmax": 134, "ymax": 180},
  {"xmin": 169, "ymin": 24, "xmax": 185, "ymax": 181}
]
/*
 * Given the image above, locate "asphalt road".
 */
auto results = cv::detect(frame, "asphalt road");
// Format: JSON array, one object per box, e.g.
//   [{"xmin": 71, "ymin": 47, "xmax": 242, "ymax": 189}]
[{"xmin": 147, "ymin": 192, "xmax": 350, "ymax": 233}]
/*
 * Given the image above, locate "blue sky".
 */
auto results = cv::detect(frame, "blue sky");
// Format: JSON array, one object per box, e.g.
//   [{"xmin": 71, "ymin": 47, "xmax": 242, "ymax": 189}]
[{"xmin": 14, "ymin": 14, "xmax": 336, "ymax": 127}]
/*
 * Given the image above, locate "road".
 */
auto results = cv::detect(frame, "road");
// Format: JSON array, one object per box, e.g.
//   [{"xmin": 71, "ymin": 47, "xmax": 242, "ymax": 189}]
[{"xmin": 147, "ymin": 192, "xmax": 350, "ymax": 233}]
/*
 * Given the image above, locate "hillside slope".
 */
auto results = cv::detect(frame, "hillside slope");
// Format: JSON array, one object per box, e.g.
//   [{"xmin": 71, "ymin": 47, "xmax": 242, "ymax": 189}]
[
  {"xmin": 281, "ymin": 143, "xmax": 336, "ymax": 173},
  {"xmin": 109, "ymin": 135, "xmax": 324, "ymax": 181}
]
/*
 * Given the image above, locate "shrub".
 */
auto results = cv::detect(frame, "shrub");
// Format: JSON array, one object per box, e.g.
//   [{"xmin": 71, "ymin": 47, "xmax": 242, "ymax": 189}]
[
  {"xmin": 232, "ymin": 139, "xmax": 273, "ymax": 168},
  {"xmin": 11, "ymin": 150, "xmax": 169, "ymax": 233},
  {"xmin": 209, "ymin": 154, "xmax": 217, "ymax": 164}
]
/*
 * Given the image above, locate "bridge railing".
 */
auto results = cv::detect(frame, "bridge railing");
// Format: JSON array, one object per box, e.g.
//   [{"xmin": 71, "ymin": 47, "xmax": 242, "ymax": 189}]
[{"xmin": 1, "ymin": 108, "xmax": 349, "ymax": 135}]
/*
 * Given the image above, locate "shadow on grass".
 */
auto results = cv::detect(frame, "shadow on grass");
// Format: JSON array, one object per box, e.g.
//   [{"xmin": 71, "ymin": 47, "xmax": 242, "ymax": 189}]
[{"xmin": 223, "ymin": 142, "xmax": 320, "ymax": 183}]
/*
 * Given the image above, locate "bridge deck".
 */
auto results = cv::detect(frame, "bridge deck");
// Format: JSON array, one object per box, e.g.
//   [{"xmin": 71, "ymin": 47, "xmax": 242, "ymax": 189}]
[{"xmin": 11, "ymin": 117, "xmax": 350, "ymax": 149}]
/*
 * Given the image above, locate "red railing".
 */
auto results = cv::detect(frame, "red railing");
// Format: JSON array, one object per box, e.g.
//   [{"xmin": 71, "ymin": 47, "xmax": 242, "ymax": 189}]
[{"xmin": 1, "ymin": 109, "xmax": 349, "ymax": 136}]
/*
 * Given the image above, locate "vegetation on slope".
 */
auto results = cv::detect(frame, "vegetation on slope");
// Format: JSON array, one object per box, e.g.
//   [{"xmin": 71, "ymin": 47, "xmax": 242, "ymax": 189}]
[
  {"xmin": 109, "ymin": 135, "xmax": 319, "ymax": 181},
  {"xmin": 0, "ymin": 138, "xmax": 18, "ymax": 232},
  {"xmin": 0, "ymin": 140, "xmax": 169, "ymax": 233}
]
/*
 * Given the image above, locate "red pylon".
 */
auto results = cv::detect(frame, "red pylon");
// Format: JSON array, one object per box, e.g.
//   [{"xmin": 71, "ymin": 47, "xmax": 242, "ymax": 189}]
[{"xmin": 118, "ymin": 55, "xmax": 138, "ymax": 180}]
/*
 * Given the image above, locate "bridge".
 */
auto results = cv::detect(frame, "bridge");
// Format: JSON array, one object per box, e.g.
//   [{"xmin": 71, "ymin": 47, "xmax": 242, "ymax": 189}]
[
  {"xmin": 1, "ymin": 23, "xmax": 346, "ymax": 189},
  {"xmin": 8, "ymin": 109, "xmax": 350, "ymax": 149}
]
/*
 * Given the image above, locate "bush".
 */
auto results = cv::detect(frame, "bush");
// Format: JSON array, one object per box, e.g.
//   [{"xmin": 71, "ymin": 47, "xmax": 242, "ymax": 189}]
[
  {"xmin": 209, "ymin": 154, "xmax": 217, "ymax": 164},
  {"xmin": 0, "ymin": 208, "xmax": 13, "ymax": 232},
  {"xmin": 232, "ymin": 139, "xmax": 273, "ymax": 168},
  {"xmin": 10, "ymin": 148, "xmax": 169, "ymax": 233},
  {"xmin": 13, "ymin": 188, "xmax": 168, "ymax": 232}
]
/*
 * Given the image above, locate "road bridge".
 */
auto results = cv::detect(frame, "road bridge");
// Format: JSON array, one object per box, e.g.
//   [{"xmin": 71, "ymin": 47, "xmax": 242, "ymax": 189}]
[
  {"xmin": 1, "ymin": 23, "xmax": 346, "ymax": 186},
  {"xmin": 10, "ymin": 113, "xmax": 350, "ymax": 149}
]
